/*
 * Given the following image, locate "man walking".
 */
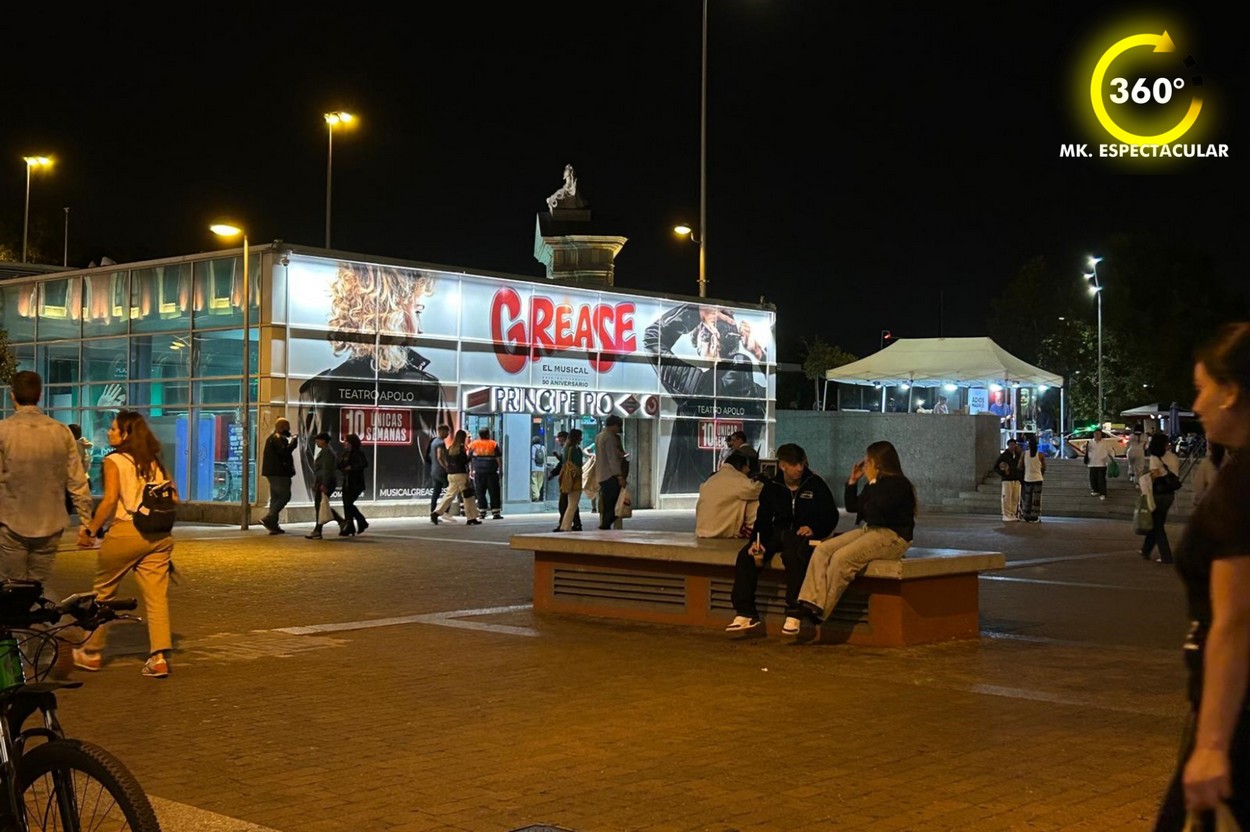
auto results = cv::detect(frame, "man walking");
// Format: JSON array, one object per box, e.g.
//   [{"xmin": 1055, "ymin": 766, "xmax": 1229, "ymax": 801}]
[
  {"xmin": 996, "ymin": 438, "xmax": 1024, "ymax": 521},
  {"xmin": 468, "ymin": 427, "xmax": 504, "ymax": 519},
  {"xmin": 260, "ymin": 417, "xmax": 297, "ymax": 534},
  {"xmin": 429, "ymin": 425, "xmax": 451, "ymax": 521},
  {"xmin": 595, "ymin": 415, "xmax": 628, "ymax": 529},
  {"xmin": 0, "ymin": 372, "xmax": 94, "ymax": 584}
]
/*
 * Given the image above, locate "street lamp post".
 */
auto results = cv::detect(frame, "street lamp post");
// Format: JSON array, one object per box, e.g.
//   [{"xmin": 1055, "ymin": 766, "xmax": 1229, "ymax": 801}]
[
  {"xmin": 63, "ymin": 207, "xmax": 70, "ymax": 267},
  {"xmin": 22, "ymin": 156, "xmax": 53, "ymax": 263},
  {"xmin": 210, "ymin": 224, "xmax": 251, "ymax": 530},
  {"xmin": 324, "ymin": 111, "xmax": 355, "ymax": 249},
  {"xmin": 698, "ymin": 0, "xmax": 708, "ymax": 298},
  {"xmin": 1083, "ymin": 256, "xmax": 1104, "ymax": 426}
]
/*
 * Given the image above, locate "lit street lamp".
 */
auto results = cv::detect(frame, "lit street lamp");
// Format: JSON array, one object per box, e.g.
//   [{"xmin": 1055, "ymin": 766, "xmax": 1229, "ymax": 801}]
[
  {"xmin": 22, "ymin": 155, "xmax": 53, "ymax": 263},
  {"xmin": 1083, "ymin": 255, "xmax": 1104, "ymax": 425},
  {"xmin": 673, "ymin": 224, "xmax": 703, "ymax": 285},
  {"xmin": 324, "ymin": 111, "xmax": 356, "ymax": 248},
  {"xmin": 210, "ymin": 223, "xmax": 252, "ymax": 530}
]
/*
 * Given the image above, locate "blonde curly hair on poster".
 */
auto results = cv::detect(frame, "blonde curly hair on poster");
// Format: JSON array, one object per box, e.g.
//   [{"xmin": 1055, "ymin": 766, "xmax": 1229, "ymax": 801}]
[{"xmin": 328, "ymin": 264, "xmax": 435, "ymax": 373}]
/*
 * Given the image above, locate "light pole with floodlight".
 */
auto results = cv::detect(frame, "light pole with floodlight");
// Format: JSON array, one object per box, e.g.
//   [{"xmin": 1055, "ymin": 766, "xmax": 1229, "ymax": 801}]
[
  {"xmin": 1083, "ymin": 256, "xmax": 1104, "ymax": 425},
  {"xmin": 210, "ymin": 223, "xmax": 252, "ymax": 530},
  {"xmin": 22, "ymin": 156, "xmax": 53, "ymax": 263},
  {"xmin": 324, "ymin": 111, "xmax": 355, "ymax": 248}
]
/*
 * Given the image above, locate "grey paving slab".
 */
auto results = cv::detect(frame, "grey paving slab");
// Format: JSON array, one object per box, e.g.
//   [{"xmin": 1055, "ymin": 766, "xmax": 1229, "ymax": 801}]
[{"xmin": 41, "ymin": 510, "xmax": 1191, "ymax": 831}]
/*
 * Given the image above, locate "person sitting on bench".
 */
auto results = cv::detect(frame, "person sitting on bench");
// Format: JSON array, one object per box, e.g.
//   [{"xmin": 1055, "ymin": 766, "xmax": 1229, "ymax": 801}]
[
  {"xmin": 696, "ymin": 453, "xmax": 762, "ymax": 539},
  {"xmin": 797, "ymin": 440, "xmax": 916, "ymax": 626},
  {"xmin": 725, "ymin": 443, "xmax": 838, "ymax": 633}
]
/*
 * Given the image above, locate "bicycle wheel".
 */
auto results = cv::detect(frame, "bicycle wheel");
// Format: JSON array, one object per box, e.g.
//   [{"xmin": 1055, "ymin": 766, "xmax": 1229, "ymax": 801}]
[{"xmin": 18, "ymin": 739, "xmax": 161, "ymax": 832}]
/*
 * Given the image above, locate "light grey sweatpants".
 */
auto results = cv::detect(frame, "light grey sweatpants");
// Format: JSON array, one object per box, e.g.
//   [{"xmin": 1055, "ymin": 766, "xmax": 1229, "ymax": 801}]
[{"xmin": 798, "ymin": 526, "xmax": 910, "ymax": 616}]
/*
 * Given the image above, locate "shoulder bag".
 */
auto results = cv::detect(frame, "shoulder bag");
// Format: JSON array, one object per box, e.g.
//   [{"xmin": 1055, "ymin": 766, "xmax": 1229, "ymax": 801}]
[{"xmin": 1153, "ymin": 461, "xmax": 1183, "ymax": 494}]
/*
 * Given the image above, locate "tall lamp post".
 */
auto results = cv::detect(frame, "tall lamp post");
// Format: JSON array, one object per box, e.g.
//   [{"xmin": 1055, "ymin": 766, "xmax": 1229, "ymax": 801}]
[
  {"xmin": 674, "ymin": 1, "xmax": 710, "ymax": 297},
  {"xmin": 210, "ymin": 223, "xmax": 251, "ymax": 530},
  {"xmin": 22, "ymin": 156, "xmax": 53, "ymax": 263},
  {"xmin": 1083, "ymin": 256, "xmax": 1104, "ymax": 426},
  {"xmin": 324, "ymin": 111, "xmax": 355, "ymax": 248}
]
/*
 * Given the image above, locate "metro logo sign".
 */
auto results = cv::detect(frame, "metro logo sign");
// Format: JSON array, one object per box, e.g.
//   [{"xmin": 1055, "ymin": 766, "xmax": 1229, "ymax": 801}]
[{"xmin": 490, "ymin": 287, "xmax": 637, "ymax": 374}]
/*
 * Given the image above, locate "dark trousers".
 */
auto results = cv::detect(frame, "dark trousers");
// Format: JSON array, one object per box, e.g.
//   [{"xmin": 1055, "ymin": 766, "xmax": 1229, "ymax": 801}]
[
  {"xmin": 558, "ymin": 491, "xmax": 582, "ymax": 529},
  {"xmin": 474, "ymin": 470, "xmax": 502, "ymax": 514},
  {"xmin": 730, "ymin": 530, "xmax": 814, "ymax": 619},
  {"xmin": 430, "ymin": 478, "xmax": 447, "ymax": 512},
  {"xmin": 342, "ymin": 485, "xmax": 366, "ymax": 531},
  {"xmin": 1141, "ymin": 492, "xmax": 1175, "ymax": 562},
  {"xmin": 313, "ymin": 489, "xmax": 344, "ymax": 532},
  {"xmin": 598, "ymin": 476, "xmax": 622, "ymax": 529},
  {"xmin": 1089, "ymin": 466, "xmax": 1108, "ymax": 496},
  {"xmin": 265, "ymin": 476, "xmax": 292, "ymax": 525},
  {"xmin": 1020, "ymin": 481, "xmax": 1043, "ymax": 521},
  {"xmin": 1155, "ymin": 708, "xmax": 1250, "ymax": 830}
]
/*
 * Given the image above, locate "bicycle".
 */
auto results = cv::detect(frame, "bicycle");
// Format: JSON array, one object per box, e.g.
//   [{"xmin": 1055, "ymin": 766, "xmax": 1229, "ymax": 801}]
[{"xmin": 0, "ymin": 579, "xmax": 161, "ymax": 832}]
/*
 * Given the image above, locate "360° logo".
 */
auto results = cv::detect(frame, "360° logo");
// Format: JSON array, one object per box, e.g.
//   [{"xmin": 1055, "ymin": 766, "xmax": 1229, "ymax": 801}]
[{"xmin": 1089, "ymin": 30, "xmax": 1202, "ymax": 144}]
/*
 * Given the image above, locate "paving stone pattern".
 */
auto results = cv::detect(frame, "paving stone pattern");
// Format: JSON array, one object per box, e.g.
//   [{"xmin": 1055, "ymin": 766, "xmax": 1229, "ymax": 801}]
[{"xmin": 45, "ymin": 510, "xmax": 1193, "ymax": 831}]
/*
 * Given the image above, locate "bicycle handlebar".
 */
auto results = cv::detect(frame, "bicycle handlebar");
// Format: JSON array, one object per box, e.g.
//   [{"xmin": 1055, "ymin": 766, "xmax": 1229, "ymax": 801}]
[{"xmin": 0, "ymin": 580, "xmax": 137, "ymax": 630}]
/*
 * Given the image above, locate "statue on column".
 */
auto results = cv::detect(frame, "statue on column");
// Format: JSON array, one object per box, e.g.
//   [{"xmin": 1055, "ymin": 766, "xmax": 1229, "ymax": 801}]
[{"xmin": 546, "ymin": 164, "xmax": 587, "ymax": 213}]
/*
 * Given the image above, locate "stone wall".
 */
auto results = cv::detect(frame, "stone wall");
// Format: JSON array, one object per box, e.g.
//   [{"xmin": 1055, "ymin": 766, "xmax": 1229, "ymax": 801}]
[{"xmin": 774, "ymin": 410, "xmax": 1002, "ymax": 506}]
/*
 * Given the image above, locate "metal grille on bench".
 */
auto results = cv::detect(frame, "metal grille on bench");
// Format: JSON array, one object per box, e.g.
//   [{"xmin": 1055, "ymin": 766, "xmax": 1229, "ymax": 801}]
[
  {"xmin": 553, "ymin": 567, "xmax": 688, "ymax": 612},
  {"xmin": 709, "ymin": 578, "xmax": 870, "ymax": 626}
]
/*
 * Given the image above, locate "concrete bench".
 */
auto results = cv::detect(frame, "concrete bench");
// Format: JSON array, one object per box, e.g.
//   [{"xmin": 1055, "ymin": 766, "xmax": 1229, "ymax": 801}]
[{"xmin": 510, "ymin": 531, "xmax": 1005, "ymax": 647}]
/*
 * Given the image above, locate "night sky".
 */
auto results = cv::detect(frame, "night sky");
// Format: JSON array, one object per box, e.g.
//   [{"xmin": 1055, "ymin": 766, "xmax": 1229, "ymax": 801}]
[{"xmin": 5, "ymin": 2, "xmax": 1246, "ymax": 363}]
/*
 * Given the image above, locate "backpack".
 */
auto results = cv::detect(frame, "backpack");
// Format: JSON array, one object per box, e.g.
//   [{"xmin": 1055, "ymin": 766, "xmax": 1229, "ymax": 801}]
[
  {"xmin": 532, "ymin": 443, "xmax": 545, "ymax": 467},
  {"xmin": 124, "ymin": 456, "xmax": 177, "ymax": 534}
]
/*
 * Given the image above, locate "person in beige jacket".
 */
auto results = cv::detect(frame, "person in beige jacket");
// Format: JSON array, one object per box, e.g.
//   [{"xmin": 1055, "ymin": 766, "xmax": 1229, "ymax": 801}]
[{"xmin": 695, "ymin": 453, "xmax": 763, "ymax": 538}]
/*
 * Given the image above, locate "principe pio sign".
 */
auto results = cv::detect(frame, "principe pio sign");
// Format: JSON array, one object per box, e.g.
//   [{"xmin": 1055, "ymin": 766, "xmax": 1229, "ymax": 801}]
[{"xmin": 463, "ymin": 386, "xmax": 660, "ymax": 418}]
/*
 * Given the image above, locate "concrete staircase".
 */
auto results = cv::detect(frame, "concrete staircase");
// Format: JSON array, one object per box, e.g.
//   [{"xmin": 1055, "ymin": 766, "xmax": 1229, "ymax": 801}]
[{"xmin": 932, "ymin": 457, "xmax": 1200, "ymax": 520}]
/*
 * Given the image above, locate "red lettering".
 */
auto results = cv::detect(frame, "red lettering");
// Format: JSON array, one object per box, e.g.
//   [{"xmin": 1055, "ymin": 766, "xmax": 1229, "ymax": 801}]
[
  {"xmin": 530, "ymin": 296, "xmax": 555, "ymax": 361},
  {"xmin": 554, "ymin": 303, "xmax": 574, "ymax": 349},
  {"xmin": 573, "ymin": 305, "xmax": 594, "ymax": 350},
  {"xmin": 617, "ymin": 303, "xmax": 637, "ymax": 352},
  {"xmin": 490, "ymin": 288, "xmax": 527, "ymax": 374}
]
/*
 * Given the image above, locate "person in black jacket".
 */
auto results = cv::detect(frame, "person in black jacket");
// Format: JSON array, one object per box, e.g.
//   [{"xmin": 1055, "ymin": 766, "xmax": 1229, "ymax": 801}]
[
  {"xmin": 338, "ymin": 433, "xmax": 370, "ymax": 537},
  {"xmin": 798, "ymin": 441, "xmax": 916, "ymax": 626},
  {"xmin": 996, "ymin": 438, "xmax": 1024, "ymax": 522},
  {"xmin": 260, "ymin": 418, "xmax": 297, "ymax": 535},
  {"xmin": 725, "ymin": 443, "xmax": 838, "ymax": 633}
]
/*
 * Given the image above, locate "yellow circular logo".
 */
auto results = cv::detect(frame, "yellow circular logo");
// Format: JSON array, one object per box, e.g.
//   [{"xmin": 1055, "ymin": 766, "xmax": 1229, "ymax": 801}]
[{"xmin": 1089, "ymin": 30, "xmax": 1202, "ymax": 144}]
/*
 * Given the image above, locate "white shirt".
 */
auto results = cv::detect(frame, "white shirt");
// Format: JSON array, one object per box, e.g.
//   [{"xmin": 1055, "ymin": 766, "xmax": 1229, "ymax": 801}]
[
  {"xmin": 1023, "ymin": 452, "xmax": 1046, "ymax": 483},
  {"xmin": 1086, "ymin": 438, "xmax": 1118, "ymax": 467}
]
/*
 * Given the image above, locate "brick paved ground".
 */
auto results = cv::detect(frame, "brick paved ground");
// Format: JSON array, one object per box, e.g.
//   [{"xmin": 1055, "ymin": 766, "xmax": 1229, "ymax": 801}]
[{"xmin": 43, "ymin": 509, "xmax": 1193, "ymax": 831}]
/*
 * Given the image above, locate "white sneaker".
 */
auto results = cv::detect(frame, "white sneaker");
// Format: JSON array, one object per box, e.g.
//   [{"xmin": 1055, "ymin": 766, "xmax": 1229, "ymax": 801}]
[
  {"xmin": 1099, "ymin": 495, "xmax": 1106, "ymax": 501},
  {"xmin": 782, "ymin": 617, "xmax": 801, "ymax": 635},
  {"xmin": 725, "ymin": 616, "xmax": 760, "ymax": 632}
]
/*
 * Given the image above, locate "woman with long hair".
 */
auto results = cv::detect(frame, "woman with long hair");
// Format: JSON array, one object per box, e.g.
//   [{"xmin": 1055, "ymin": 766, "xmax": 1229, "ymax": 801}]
[
  {"xmin": 1154, "ymin": 323, "xmax": 1250, "ymax": 829},
  {"xmin": 797, "ymin": 440, "xmax": 916, "ymax": 623},
  {"xmin": 338, "ymin": 433, "xmax": 370, "ymax": 536},
  {"xmin": 73, "ymin": 410, "xmax": 176, "ymax": 679},
  {"xmin": 432, "ymin": 429, "xmax": 481, "ymax": 525},
  {"xmin": 1020, "ymin": 435, "xmax": 1047, "ymax": 523},
  {"xmin": 556, "ymin": 429, "xmax": 584, "ymax": 532},
  {"xmin": 1142, "ymin": 431, "xmax": 1182, "ymax": 564}
]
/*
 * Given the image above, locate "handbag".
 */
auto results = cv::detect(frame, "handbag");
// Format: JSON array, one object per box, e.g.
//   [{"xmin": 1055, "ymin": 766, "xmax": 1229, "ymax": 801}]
[
  {"xmin": 1107, "ymin": 458, "xmax": 1120, "ymax": 479},
  {"xmin": 615, "ymin": 489, "xmax": 633, "ymax": 519},
  {"xmin": 1154, "ymin": 461, "xmax": 1183, "ymax": 494},
  {"xmin": 1132, "ymin": 494, "xmax": 1154, "ymax": 535},
  {"xmin": 1183, "ymin": 803, "xmax": 1243, "ymax": 832},
  {"xmin": 559, "ymin": 462, "xmax": 582, "ymax": 494},
  {"xmin": 316, "ymin": 492, "xmax": 333, "ymax": 525}
]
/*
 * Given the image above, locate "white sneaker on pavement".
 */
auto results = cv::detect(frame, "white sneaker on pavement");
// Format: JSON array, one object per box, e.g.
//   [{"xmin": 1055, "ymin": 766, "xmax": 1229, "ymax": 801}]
[
  {"xmin": 725, "ymin": 616, "xmax": 760, "ymax": 632},
  {"xmin": 782, "ymin": 617, "xmax": 801, "ymax": 635}
]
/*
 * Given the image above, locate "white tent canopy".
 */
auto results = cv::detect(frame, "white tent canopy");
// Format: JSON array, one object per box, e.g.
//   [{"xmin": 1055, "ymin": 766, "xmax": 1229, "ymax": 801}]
[
  {"xmin": 824, "ymin": 337, "xmax": 1064, "ymax": 388},
  {"xmin": 1120, "ymin": 403, "xmax": 1195, "ymax": 418}
]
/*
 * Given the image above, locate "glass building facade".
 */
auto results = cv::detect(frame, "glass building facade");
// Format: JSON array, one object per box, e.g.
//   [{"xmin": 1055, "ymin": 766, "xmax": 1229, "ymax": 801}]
[{"xmin": 1, "ymin": 245, "xmax": 777, "ymax": 515}]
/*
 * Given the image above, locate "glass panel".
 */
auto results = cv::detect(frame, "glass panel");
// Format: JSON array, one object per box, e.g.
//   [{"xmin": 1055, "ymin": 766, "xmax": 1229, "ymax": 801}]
[
  {"xmin": 144, "ymin": 407, "xmax": 191, "ymax": 497},
  {"xmin": 81, "ymin": 271, "xmax": 130, "ymax": 336},
  {"xmin": 43, "ymin": 385, "xmax": 78, "ymax": 425},
  {"xmin": 0, "ymin": 283, "xmax": 37, "ymax": 341},
  {"xmin": 37, "ymin": 341, "xmax": 80, "ymax": 384},
  {"xmin": 82, "ymin": 338, "xmax": 129, "ymax": 384},
  {"xmin": 78, "ymin": 410, "xmax": 113, "ymax": 493},
  {"xmin": 130, "ymin": 333, "xmax": 192, "ymax": 381},
  {"xmin": 192, "ymin": 254, "xmax": 261, "ymax": 328},
  {"xmin": 130, "ymin": 263, "xmax": 193, "ymax": 333},
  {"xmin": 193, "ymin": 378, "xmax": 258, "ymax": 406},
  {"xmin": 127, "ymin": 380, "xmax": 191, "ymax": 411},
  {"xmin": 14, "ymin": 345, "xmax": 35, "ymax": 373},
  {"xmin": 192, "ymin": 328, "xmax": 257, "ymax": 377},
  {"xmin": 37, "ymin": 277, "xmax": 81, "ymax": 340},
  {"xmin": 187, "ymin": 407, "xmax": 256, "ymax": 503}
]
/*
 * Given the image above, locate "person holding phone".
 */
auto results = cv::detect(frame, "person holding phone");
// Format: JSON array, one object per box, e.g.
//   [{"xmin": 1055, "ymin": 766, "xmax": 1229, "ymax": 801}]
[
  {"xmin": 797, "ymin": 441, "xmax": 916, "ymax": 626},
  {"xmin": 260, "ymin": 417, "xmax": 297, "ymax": 535}
]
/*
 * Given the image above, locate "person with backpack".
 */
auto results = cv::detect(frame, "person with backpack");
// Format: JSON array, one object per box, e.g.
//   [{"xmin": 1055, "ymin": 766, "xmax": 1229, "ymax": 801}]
[{"xmin": 74, "ymin": 410, "xmax": 177, "ymax": 679}]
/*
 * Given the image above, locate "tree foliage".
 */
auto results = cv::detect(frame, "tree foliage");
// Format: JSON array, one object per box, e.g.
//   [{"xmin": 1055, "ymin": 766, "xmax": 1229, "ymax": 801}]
[
  {"xmin": 802, "ymin": 336, "xmax": 857, "ymax": 409},
  {"xmin": 0, "ymin": 329, "xmax": 18, "ymax": 386}
]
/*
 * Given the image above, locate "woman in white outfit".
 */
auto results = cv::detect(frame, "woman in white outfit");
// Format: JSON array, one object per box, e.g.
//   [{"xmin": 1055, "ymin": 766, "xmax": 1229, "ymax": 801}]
[
  {"xmin": 797, "ymin": 441, "xmax": 916, "ymax": 623},
  {"xmin": 1020, "ymin": 435, "xmax": 1047, "ymax": 522}
]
